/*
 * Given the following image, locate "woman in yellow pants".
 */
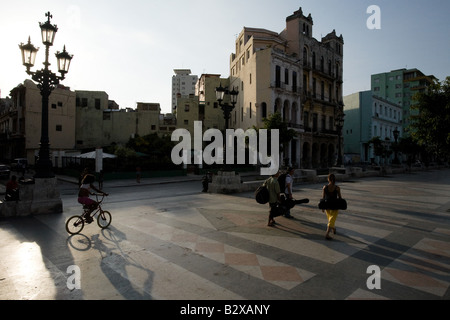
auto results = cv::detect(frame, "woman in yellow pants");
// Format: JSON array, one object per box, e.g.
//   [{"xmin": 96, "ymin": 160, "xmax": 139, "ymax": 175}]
[{"xmin": 322, "ymin": 174, "xmax": 342, "ymax": 240}]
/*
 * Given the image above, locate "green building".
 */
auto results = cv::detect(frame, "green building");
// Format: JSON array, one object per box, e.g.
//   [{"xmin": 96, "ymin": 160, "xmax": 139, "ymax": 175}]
[{"xmin": 371, "ymin": 68, "xmax": 435, "ymax": 133}]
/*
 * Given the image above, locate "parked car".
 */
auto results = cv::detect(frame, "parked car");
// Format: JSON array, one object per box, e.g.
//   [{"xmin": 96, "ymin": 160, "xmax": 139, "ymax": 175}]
[
  {"xmin": 0, "ymin": 164, "xmax": 11, "ymax": 179},
  {"xmin": 11, "ymin": 158, "xmax": 28, "ymax": 173}
]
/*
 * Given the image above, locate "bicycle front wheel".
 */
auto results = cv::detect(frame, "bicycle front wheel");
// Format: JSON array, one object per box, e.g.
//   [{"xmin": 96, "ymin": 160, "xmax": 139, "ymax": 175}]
[
  {"xmin": 97, "ymin": 211, "xmax": 112, "ymax": 229},
  {"xmin": 66, "ymin": 215, "xmax": 85, "ymax": 235}
]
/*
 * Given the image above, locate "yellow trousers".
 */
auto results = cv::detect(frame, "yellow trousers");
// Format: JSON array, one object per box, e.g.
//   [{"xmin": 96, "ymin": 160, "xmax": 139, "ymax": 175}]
[{"xmin": 326, "ymin": 210, "xmax": 339, "ymax": 228}]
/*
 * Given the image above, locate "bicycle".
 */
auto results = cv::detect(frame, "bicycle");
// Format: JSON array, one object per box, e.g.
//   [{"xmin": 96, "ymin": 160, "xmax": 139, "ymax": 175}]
[{"xmin": 66, "ymin": 193, "xmax": 112, "ymax": 235}]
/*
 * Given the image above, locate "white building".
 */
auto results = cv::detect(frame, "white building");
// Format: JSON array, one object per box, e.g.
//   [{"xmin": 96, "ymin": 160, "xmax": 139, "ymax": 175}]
[
  {"xmin": 371, "ymin": 95, "xmax": 403, "ymax": 143},
  {"xmin": 344, "ymin": 91, "xmax": 402, "ymax": 164},
  {"xmin": 171, "ymin": 69, "xmax": 198, "ymax": 114}
]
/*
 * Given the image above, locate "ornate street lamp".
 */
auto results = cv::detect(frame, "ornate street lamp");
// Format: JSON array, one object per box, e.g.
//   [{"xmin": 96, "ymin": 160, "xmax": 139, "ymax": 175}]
[
  {"xmin": 215, "ymin": 83, "xmax": 239, "ymax": 169},
  {"xmin": 19, "ymin": 12, "xmax": 73, "ymax": 178},
  {"xmin": 334, "ymin": 111, "xmax": 345, "ymax": 167},
  {"xmin": 393, "ymin": 127, "xmax": 400, "ymax": 164},
  {"xmin": 215, "ymin": 84, "xmax": 239, "ymax": 130}
]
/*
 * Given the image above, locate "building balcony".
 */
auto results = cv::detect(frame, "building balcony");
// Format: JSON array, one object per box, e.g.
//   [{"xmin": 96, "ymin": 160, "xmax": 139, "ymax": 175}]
[
  {"xmin": 287, "ymin": 123, "xmax": 304, "ymax": 130},
  {"xmin": 270, "ymin": 82, "xmax": 302, "ymax": 94},
  {"xmin": 303, "ymin": 127, "xmax": 339, "ymax": 136}
]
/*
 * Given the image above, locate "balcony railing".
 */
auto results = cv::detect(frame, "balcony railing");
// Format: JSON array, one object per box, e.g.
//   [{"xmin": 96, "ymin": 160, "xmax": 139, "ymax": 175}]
[
  {"xmin": 287, "ymin": 123, "xmax": 304, "ymax": 130},
  {"xmin": 271, "ymin": 82, "xmax": 302, "ymax": 94}
]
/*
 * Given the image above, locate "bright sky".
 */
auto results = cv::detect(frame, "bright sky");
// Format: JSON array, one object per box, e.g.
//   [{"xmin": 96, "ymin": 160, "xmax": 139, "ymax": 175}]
[{"xmin": 1, "ymin": 0, "xmax": 449, "ymax": 114}]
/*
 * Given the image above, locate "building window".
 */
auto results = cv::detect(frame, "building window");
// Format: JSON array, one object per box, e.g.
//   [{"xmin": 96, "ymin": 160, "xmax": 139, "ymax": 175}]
[
  {"xmin": 52, "ymin": 103, "xmax": 57, "ymax": 109},
  {"xmin": 285, "ymin": 68, "xmax": 289, "ymax": 85},
  {"xmin": 304, "ymin": 111, "xmax": 309, "ymax": 129},
  {"xmin": 321, "ymin": 81, "xmax": 325, "ymax": 100},
  {"xmin": 292, "ymin": 71, "xmax": 298, "ymax": 92},
  {"xmin": 56, "ymin": 125, "xmax": 62, "ymax": 132},
  {"xmin": 262, "ymin": 102, "xmax": 267, "ymax": 119},
  {"xmin": 312, "ymin": 113, "xmax": 318, "ymax": 131},
  {"xmin": 184, "ymin": 105, "xmax": 190, "ymax": 112},
  {"xmin": 95, "ymin": 99, "xmax": 101, "ymax": 110},
  {"xmin": 275, "ymin": 65, "xmax": 281, "ymax": 87},
  {"xmin": 312, "ymin": 78, "xmax": 317, "ymax": 98}
]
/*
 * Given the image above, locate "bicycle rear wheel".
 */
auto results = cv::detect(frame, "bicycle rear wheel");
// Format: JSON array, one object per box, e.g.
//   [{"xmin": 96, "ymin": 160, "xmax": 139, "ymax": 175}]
[
  {"xmin": 97, "ymin": 211, "xmax": 112, "ymax": 229},
  {"xmin": 66, "ymin": 215, "xmax": 85, "ymax": 235}
]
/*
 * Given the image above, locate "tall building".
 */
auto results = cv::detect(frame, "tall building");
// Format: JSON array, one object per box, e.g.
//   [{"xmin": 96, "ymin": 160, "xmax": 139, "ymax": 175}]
[
  {"xmin": 229, "ymin": 7, "xmax": 344, "ymax": 168},
  {"xmin": 172, "ymin": 69, "xmax": 198, "ymax": 114},
  {"xmin": 175, "ymin": 74, "xmax": 230, "ymax": 153},
  {"xmin": 371, "ymin": 68, "xmax": 435, "ymax": 133}
]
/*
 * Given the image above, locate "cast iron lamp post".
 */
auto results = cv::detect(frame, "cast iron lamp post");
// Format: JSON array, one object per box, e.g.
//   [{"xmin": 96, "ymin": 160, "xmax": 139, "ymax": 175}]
[
  {"xmin": 334, "ymin": 111, "xmax": 345, "ymax": 167},
  {"xmin": 215, "ymin": 83, "xmax": 239, "ymax": 130},
  {"xmin": 19, "ymin": 12, "xmax": 73, "ymax": 178},
  {"xmin": 393, "ymin": 127, "xmax": 400, "ymax": 164},
  {"xmin": 215, "ymin": 83, "xmax": 239, "ymax": 169}
]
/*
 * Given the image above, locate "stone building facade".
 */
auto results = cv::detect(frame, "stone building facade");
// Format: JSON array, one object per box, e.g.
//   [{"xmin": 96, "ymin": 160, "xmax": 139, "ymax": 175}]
[
  {"xmin": 0, "ymin": 80, "xmax": 76, "ymax": 165},
  {"xmin": 229, "ymin": 7, "xmax": 344, "ymax": 168}
]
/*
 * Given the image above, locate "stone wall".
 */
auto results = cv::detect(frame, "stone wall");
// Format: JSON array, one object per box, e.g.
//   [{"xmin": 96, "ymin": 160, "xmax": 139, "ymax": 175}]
[{"xmin": 0, "ymin": 178, "xmax": 63, "ymax": 218}]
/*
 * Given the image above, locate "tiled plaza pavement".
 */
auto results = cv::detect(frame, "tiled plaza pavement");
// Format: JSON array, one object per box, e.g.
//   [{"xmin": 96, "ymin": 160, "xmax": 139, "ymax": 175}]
[{"xmin": 0, "ymin": 169, "xmax": 449, "ymax": 302}]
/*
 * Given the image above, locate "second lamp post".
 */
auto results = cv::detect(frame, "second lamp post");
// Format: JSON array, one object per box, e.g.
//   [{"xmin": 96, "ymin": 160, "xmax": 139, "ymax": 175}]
[
  {"xmin": 215, "ymin": 84, "xmax": 239, "ymax": 168},
  {"xmin": 215, "ymin": 83, "xmax": 239, "ymax": 130}
]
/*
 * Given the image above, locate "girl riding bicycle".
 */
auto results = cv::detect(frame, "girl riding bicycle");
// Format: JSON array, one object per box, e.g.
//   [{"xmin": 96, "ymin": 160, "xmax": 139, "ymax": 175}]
[{"xmin": 78, "ymin": 173, "xmax": 108, "ymax": 223}]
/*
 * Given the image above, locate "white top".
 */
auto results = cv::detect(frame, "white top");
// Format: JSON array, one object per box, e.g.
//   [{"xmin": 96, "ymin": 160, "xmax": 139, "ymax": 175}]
[{"xmin": 285, "ymin": 174, "xmax": 293, "ymax": 194}]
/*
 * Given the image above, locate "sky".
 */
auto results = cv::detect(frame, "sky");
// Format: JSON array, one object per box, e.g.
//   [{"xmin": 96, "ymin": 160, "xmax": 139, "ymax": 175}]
[{"xmin": 1, "ymin": 0, "xmax": 449, "ymax": 114}]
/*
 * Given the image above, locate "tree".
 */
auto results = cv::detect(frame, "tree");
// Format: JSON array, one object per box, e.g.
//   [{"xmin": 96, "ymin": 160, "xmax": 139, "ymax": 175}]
[
  {"xmin": 368, "ymin": 136, "xmax": 392, "ymax": 165},
  {"xmin": 397, "ymin": 136, "xmax": 423, "ymax": 166},
  {"xmin": 260, "ymin": 112, "xmax": 297, "ymax": 166},
  {"xmin": 409, "ymin": 77, "xmax": 450, "ymax": 160}
]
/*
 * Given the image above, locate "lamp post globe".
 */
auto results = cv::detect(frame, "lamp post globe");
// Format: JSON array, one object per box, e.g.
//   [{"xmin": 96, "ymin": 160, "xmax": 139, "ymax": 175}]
[{"xmin": 19, "ymin": 38, "xmax": 39, "ymax": 72}]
